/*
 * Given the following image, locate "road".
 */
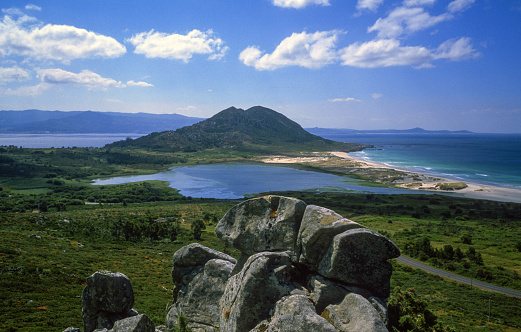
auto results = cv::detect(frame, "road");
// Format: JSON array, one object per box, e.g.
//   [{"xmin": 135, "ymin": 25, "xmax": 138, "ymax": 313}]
[{"xmin": 395, "ymin": 255, "xmax": 521, "ymax": 299}]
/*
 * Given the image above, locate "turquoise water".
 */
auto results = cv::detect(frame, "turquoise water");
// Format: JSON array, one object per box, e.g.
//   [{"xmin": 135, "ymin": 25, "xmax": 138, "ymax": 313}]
[
  {"xmin": 318, "ymin": 133, "xmax": 521, "ymax": 189},
  {"xmin": 92, "ymin": 164, "xmax": 419, "ymax": 199}
]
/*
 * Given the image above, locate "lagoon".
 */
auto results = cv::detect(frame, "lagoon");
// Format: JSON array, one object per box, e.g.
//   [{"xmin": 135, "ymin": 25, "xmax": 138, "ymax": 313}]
[{"xmin": 92, "ymin": 163, "xmax": 419, "ymax": 199}]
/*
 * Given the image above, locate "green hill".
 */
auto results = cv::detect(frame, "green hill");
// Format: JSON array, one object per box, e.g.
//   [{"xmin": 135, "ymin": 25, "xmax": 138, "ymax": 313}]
[{"xmin": 107, "ymin": 106, "xmax": 369, "ymax": 153}]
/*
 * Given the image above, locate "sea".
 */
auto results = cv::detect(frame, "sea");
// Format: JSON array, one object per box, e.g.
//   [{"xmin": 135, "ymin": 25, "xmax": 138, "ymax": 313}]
[
  {"xmin": 317, "ymin": 132, "xmax": 521, "ymax": 189},
  {"xmin": 2, "ymin": 132, "xmax": 521, "ymax": 195}
]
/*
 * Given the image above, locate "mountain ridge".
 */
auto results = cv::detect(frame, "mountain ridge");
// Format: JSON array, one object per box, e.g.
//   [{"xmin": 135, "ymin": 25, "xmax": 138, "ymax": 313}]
[
  {"xmin": 306, "ymin": 127, "xmax": 473, "ymax": 135},
  {"xmin": 0, "ymin": 110, "xmax": 204, "ymax": 134}
]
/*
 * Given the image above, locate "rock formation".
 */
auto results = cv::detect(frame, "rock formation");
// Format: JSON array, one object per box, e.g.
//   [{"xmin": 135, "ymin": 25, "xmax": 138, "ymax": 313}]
[
  {"xmin": 80, "ymin": 270, "xmax": 157, "ymax": 332},
  {"xmin": 166, "ymin": 195, "xmax": 400, "ymax": 332}
]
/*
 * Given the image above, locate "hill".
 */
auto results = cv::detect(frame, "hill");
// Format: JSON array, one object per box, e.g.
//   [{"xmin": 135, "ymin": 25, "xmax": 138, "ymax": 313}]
[
  {"xmin": 0, "ymin": 110, "xmax": 204, "ymax": 134},
  {"xmin": 306, "ymin": 127, "xmax": 473, "ymax": 135},
  {"xmin": 107, "ymin": 106, "xmax": 369, "ymax": 153}
]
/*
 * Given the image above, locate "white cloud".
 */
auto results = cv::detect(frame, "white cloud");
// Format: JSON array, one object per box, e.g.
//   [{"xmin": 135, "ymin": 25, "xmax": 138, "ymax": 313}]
[
  {"xmin": 25, "ymin": 4, "xmax": 42, "ymax": 11},
  {"xmin": 329, "ymin": 97, "xmax": 361, "ymax": 102},
  {"xmin": 339, "ymin": 37, "xmax": 478, "ymax": 68},
  {"xmin": 357, "ymin": 0, "xmax": 384, "ymax": 11},
  {"xmin": 272, "ymin": 0, "xmax": 330, "ymax": 9},
  {"xmin": 239, "ymin": 30, "xmax": 341, "ymax": 70},
  {"xmin": 37, "ymin": 68, "xmax": 125, "ymax": 90},
  {"xmin": 128, "ymin": 29, "xmax": 228, "ymax": 62},
  {"xmin": 448, "ymin": 0, "xmax": 475, "ymax": 13},
  {"xmin": 126, "ymin": 80, "xmax": 154, "ymax": 87},
  {"xmin": 0, "ymin": 66, "xmax": 31, "ymax": 84},
  {"xmin": 0, "ymin": 14, "xmax": 126, "ymax": 63},
  {"xmin": 368, "ymin": 6, "xmax": 451, "ymax": 38},
  {"xmin": 177, "ymin": 106, "xmax": 198, "ymax": 112},
  {"xmin": 1, "ymin": 8, "xmax": 24, "ymax": 16},
  {"xmin": 339, "ymin": 39, "xmax": 433, "ymax": 68},
  {"xmin": 2, "ymin": 83, "xmax": 52, "ymax": 96},
  {"xmin": 371, "ymin": 93, "xmax": 383, "ymax": 99},
  {"xmin": 403, "ymin": 0, "xmax": 435, "ymax": 7},
  {"xmin": 434, "ymin": 37, "xmax": 479, "ymax": 61}
]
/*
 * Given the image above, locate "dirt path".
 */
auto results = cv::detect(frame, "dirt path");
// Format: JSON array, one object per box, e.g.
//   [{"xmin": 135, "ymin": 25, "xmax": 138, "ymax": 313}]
[{"xmin": 395, "ymin": 255, "xmax": 521, "ymax": 298}]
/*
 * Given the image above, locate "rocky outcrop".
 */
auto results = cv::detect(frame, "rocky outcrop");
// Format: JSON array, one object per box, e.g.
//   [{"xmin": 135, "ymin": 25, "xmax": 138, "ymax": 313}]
[
  {"xmin": 166, "ymin": 243, "xmax": 236, "ymax": 332},
  {"xmin": 169, "ymin": 195, "xmax": 400, "ymax": 332},
  {"xmin": 78, "ymin": 270, "xmax": 158, "ymax": 332},
  {"xmin": 215, "ymin": 195, "xmax": 306, "ymax": 256},
  {"xmin": 82, "ymin": 271, "xmax": 137, "ymax": 332}
]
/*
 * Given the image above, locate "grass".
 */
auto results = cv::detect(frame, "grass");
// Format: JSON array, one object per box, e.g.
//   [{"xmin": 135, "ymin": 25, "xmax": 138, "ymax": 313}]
[{"xmin": 0, "ymin": 201, "xmax": 238, "ymax": 331}]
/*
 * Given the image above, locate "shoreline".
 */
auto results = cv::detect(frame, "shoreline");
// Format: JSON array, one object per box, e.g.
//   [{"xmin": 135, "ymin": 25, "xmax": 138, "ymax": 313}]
[
  {"xmin": 260, "ymin": 151, "xmax": 521, "ymax": 204},
  {"xmin": 332, "ymin": 151, "xmax": 521, "ymax": 203}
]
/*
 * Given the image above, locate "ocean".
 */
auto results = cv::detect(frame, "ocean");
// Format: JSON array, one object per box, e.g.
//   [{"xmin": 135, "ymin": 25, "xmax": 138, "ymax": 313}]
[
  {"xmin": 2, "ymin": 132, "xmax": 520, "ymax": 190},
  {"xmin": 317, "ymin": 132, "xmax": 521, "ymax": 189}
]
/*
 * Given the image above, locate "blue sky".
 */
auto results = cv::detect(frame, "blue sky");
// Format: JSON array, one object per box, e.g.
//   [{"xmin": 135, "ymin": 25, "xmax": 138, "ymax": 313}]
[{"xmin": 1, "ymin": 0, "xmax": 520, "ymax": 133}]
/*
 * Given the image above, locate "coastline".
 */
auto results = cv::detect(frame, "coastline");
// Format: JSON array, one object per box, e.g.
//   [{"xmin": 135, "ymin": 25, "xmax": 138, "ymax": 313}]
[{"xmin": 260, "ymin": 151, "xmax": 521, "ymax": 204}]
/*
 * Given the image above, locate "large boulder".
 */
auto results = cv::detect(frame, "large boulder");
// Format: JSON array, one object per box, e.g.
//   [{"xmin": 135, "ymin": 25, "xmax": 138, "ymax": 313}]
[
  {"xmin": 82, "ymin": 271, "xmax": 135, "ymax": 332},
  {"xmin": 297, "ymin": 205, "xmax": 363, "ymax": 269},
  {"xmin": 322, "ymin": 293, "xmax": 389, "ymax": 332},
  {"xmin": 111, "ymin": 314, "xmax": 155, "ymax": 332},
  {"xmin": 251, "ymin": 295, "xmax": 337, "ymax": 332},
  {"xmin": 219, "ymin": 251, "xmax": 298, "ymax": 332},
  {"xmin": 318, "ymin": 228, "xmax": 400, "ymax": 298},
  {"xmin": 215, "ymin": 195, "xmax": 307, "ymax": 256},
  {"xmin": 171, "ymin": 243, "xmax": 236, "ymax": 295},
  {"xmin": 167, "ymin": 244, "xmax": 236, "ymax": 332}
]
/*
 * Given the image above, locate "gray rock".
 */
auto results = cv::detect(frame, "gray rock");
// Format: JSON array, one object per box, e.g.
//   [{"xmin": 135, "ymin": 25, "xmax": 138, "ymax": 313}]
[
  {"xmin": 82, "ymin": 271, "xmax": 135, "ymax": 332},
  {"xmin": 229, "ymin": 252, "xmax": 249, "ymax": 277},
  {"xmin": 322, "ymin": 293, "xmax": 389, "ymax": 332},
  {"xmin": 251, "ymin": 295, "xmax": 337, "ymax": 332},
  {"xmin": 63, "ymin": 328, "xmax": 81, "ymax": 332},
  {"xmin": 219, "ymin": 251, "xmax": 297, "ymax": 332},
  {"xmin": 297, "ymin": 205, "xmax": 363, "ymax": 269},
  {"xmin": 370, "ymin": 296, "xmax": 389, "ymax": 327},
  {"xmin": 166, "ymin": 258, "xmax": 234, "ymax": 332},
  {"xmin": 308, "ymin": 274, "xmax": 376, "ymax": 314},
  {"xmin": 111, "ymin": 314, "xmax": 155, "ymax": 332},
  {"xmin": 171, "ymin": 243, "xmax": 236, "ymax": 302},
  {"xmin": 318, "ymin": 228, "xmax": 400, "ymax": 298},
  {"xmin": 215, "ymin": 195, "xmax": 306, "ymax": 255}
]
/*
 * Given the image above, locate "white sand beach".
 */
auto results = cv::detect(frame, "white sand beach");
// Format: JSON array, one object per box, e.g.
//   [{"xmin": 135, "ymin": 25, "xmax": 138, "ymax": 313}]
[{"xmin": 260, "ymin": 151, "xmax": 521, "ymax": 203}]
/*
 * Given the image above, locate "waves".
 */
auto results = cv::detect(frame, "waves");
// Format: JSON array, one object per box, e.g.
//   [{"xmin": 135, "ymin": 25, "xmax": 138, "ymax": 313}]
[{"xmin": 339, "ymin": 133, "xmax": 521, "ymax": 188}]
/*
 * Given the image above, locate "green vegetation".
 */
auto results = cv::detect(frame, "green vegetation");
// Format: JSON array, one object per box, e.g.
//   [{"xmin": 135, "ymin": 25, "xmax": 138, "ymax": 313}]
[
  {"xmin": 388, "ymin": 287, "xmax": 455, "ymax": 332},
  {"xmin": 436, "ymin": 182, "xmax": 468, "ymax": 190},
  {"xmin": 0, "ymin": 201, "xmax": 237, "ymax": 331}
]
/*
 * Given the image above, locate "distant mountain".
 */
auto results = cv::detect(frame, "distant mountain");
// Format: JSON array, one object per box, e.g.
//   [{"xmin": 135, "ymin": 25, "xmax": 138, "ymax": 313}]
[
  {"xmin": 306, "ymin": 127, "xmax": 473, "ymax": 135},
  {"xmin": 108, "ymin": 106, "xmax": 369, "ymax": 153},
  {"xmin": 0, "ymin": 110, "xmax": 204, "ymax": 134}
]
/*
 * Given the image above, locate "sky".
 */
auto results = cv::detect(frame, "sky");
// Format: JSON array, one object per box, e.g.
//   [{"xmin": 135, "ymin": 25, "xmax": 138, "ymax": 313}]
[{"xmin": 1, "ymin": 0, "xmax": 520, "ymax": 133}]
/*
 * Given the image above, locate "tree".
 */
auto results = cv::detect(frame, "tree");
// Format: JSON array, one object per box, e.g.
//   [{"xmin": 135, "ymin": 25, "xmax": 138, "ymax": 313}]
[
  {"xmin": 388, "ymin": 287, "xmax": 455, "ymax": 332},
  {"xmin": 191, "ymin": 219, "xmax": 205, "ymax": 240}
]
